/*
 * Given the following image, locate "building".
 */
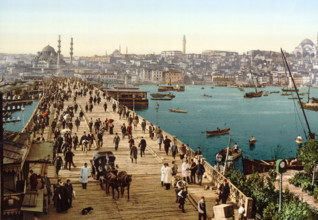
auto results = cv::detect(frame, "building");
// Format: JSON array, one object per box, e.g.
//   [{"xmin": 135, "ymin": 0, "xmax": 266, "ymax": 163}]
[
  {"xmin": 293, "ymin": 39, "xmax": 318, "ymax": 59},
  {"xmin": 32, "ymin": 45, "xmax": 65, "ymax": 68},
  {"xmin": 151, "ymin": 70, "xmax": 164, "ymax": 82},
  {"xmin": 163, "ymin": 71, "xmax": 184, "ymax": 84},
  {"xmin": 161, "ymin": 51, "xmax": 183, "ymax": 58}
]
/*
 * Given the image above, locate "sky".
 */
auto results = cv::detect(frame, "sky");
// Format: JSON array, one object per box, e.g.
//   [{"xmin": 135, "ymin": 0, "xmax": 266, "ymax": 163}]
[{"xmin": 0, "ymin": 0, "xmax": 317, "ymax": 56}]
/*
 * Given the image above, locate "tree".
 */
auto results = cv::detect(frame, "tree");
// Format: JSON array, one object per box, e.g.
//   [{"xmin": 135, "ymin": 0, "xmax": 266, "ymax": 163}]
[{"xmin": 297, "ymin": 141, "xmax": 318, "ymax": 185}]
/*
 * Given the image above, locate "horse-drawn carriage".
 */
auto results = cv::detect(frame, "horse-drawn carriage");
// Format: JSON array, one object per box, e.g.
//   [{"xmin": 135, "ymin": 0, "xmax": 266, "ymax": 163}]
[
  {"xmin": 90, "ymin": 151, "xmax": 132, "ymax": 200},
  {"xmin": 90, "ymin": 151, "xmax": 116, "ymax": 179}
]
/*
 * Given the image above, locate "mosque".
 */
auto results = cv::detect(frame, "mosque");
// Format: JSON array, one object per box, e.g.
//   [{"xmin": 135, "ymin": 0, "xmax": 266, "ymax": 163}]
[
  {"xmin": 293, "ymin": 38, "xmax": 318, "ymax": 59},
  {"xmin": 31, "ymin": 36, "xmax": 73, "ymax": 73}
]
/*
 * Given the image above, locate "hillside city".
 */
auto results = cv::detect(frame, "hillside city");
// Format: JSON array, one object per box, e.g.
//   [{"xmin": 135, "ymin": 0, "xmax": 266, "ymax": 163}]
[{"xmin": 1, "ymin": 37, "xmax": 318, "ymax": 87}]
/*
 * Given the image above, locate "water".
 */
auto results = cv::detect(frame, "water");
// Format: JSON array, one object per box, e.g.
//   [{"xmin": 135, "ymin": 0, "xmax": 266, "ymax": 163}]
[
  {"xmin": 4, "ymin": 101, "xmax": 39, "ymax": 132},
  {"xmin": 135, "ymin": 85, "xmax": 318, "ymax": 170}
]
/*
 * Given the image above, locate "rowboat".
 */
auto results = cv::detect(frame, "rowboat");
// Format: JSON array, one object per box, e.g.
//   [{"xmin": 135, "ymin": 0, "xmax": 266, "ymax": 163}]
[
  {"xmin": 270, "ymin": 91, "xmax": 280, "ymax": 94},
  {"xmin": 168, "ymin": 109, "xmax": 187, "ymax": 113},
  {"xmin": 206, "ymin": 128, "xmax": 230, "ymax": 136},
  {"xmin": 248, "ymin": 138, "xmax": 256, "ymax": 145},
  {"xmin": 242, "ymin": 158, "xmax": 303, "ymax": 175},
  {"xmin": 201, "ymin": 94, "xmax": 212, "ymax": 98},
  {"xmin": 216, "ymin": 146, "xmax": 242, "ymax": 162}
]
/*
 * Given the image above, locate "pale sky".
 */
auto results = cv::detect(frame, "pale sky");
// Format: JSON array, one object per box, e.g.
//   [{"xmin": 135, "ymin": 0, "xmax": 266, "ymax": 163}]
[{"xmin": 0, "ymin": 0, "xmax": 317, "ymax": 56}]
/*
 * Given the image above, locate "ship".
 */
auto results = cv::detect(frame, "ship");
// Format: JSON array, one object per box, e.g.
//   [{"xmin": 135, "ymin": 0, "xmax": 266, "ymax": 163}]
[{"xmin": 158, "ymin": 85, "xmax": 185, "ymax": 92}]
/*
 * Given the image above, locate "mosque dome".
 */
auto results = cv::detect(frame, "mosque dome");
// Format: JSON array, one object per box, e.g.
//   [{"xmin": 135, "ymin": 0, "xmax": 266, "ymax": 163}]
[
  {"xmin": 300, "ymin": 39, "xmax": 315, "ymax": 47},
  {"xmin": 42, "ymin": 45, "xmax": 56, "ymax": 53}
]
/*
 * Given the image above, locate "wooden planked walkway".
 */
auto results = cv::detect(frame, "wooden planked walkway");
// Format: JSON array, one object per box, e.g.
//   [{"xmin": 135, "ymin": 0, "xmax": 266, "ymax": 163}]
[{"xmin": 31, "ymin": 84, "xmax": 241, "ymax": 220}]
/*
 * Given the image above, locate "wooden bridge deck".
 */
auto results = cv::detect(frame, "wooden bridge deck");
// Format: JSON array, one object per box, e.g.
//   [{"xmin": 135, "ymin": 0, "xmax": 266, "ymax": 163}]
[{"xmin": 32, "ymin": 86, "xmax": 239, "ymax": 220}]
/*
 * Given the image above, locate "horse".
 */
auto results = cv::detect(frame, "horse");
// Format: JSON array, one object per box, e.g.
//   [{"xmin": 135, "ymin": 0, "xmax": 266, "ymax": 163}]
[
  {"xmin": 104, "ymin": 171, "xmax": 120, "ymax": 199},
  {"xmin": 117, "ymin": 171, "xmax": 132, "ymax": 200}
]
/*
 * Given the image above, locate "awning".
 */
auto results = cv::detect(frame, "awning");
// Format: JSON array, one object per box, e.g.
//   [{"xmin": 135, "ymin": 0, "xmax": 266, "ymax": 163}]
[{"xmin": 26, "ymin": 142, "xmax": 54, "ymax": 163}]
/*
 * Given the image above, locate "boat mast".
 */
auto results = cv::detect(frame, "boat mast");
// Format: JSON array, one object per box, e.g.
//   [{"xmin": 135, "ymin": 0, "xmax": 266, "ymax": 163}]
[{"xmin": 281, "ymin": 49, "xmax": 313, "ymax": 140}]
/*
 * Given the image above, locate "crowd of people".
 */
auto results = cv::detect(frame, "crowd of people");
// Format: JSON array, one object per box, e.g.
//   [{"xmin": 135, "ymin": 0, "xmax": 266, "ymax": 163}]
[{"xmin": 26, "ymin": 78, "xmax": 245, "ymax": 218}]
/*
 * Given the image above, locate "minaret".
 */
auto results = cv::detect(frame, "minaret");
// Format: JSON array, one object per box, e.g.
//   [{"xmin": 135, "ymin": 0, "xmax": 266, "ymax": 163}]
[
  {"xmin": 119, "ymin": 45, "xmax": 121, "ymax": 53},
  {"xmin": 126, "ymin": 47, "xmax": 128, "ymax": 55},
  {"xmin": 57, "ymin": 35, "xmax": 61, "ymax": 67},
  {"xmin": 182, "ymin": 35, "xmax": 186, "ymax": 55},
  {"xmin": 70, "ymin": 37, "xmax": 73, "ymax": 65}
]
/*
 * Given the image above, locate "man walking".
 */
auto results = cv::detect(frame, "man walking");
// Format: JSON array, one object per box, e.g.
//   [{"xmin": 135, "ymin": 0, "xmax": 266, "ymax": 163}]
[
  {"xmin": 141, "ymin": 119, "xmax": 146, "ymax": 133},
  {"xmin": 138, "ymin": 137, "xmax": 147, "ymax": 157},
  {"xmin": 130, "ymin": 144, "xmax": 138, "ymax": 163},
  {"xmin": 75, "ymin": 117, "xmax": 80, "ymax": 131},
  {"xmin": 65, "ymin": 148, "xmax": 75, "ymax": 170},
  {"xmin": 171, "ymin": 142, "xmax": 178, "ymax": 159},
  {"xmin": 163, "ymin": 136, "xmax": 171, "ymax": 156},
  {"xmin": 198, "ymin": 196, "xmax": 207, "ymax": 220},
  {"xmin": 196, "ymin": 160, "xmax": 205, "ymax": 186},
  {"xmin": 80, "ymin": 163, "xmax": 90, "ymax": 189},
  {"xmin": 113, "ymin": 133, "xmax": 120, "ymax": 151}
]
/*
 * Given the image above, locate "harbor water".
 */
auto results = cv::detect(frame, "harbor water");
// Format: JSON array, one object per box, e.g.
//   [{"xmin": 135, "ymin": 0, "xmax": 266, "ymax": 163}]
[
  {"xmin": 135, "ymin": 85, "xmax": 318, "ymax": 170},
  {"xmin": 4, "ymin": 101, "xmax": 39, "ymax": 132}
]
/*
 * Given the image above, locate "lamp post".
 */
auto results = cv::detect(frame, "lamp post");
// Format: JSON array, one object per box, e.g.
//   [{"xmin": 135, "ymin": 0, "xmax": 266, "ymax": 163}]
[
  {"xmin": 276, "ymin": 159, "xmax": 287, "ymax": 212},
  {"xmin": 155, "ymin": 103, "xmax": 159, "ymax": 125}
]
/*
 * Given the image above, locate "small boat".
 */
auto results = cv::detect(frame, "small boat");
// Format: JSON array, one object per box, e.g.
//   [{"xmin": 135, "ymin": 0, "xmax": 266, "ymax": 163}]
[
  {"xmin": 281, "ymin": 93, "xmax": 291, "ymax": 96},
  {"xmin": 270, "ymin": 91, "xmax": 280, "ymax": 94},
  {"xmin": 151, "ymin": 97, "xmax": 173, "ymax": 101},
  {"xmin": 169, "ymin": 109, "xmax": 187, "ymax": 113},
  {"xmin": 242, "ymin": 158, "xmax": 304, "ymax": 175},
  {"xmin": 216, "ymin": 146, "xmax": 242, "ymax": 162},
  {"xmin": 249, "ymin": 137, "xmax": 256, "ymax": 145},
  {"xmin": 243, "ymin": 91, "xmax": 263, "ymax": 98},
  {"xmin": 201, "ymin": 94, "xmax": 212, "ymax": 98},
  {"xmin": 295, "ymin": 136, "xmax": 303, "ymax": 144},
  {"xmin": 206, "ymin": 128, "xmax": 230, "ymax": 136},
  {"xmin": 210, "ymin": 87, "xmax": 214, "ymax": 89},
  {"xmin": 201, "ymin": 87, "xmax": 205, "ymax": 90},
  {"xmin": 282, "ymin": 88, "xmax": 298, "ymax": 92}
]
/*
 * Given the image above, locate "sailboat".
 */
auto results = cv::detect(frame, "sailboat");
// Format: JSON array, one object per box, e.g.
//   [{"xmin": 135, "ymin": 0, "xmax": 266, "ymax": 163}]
[
  {"xmin": 243, "ymin": 75, "xmax": 263, "ymax": 98},
  {"xmin": 281, "ymin": 49, "xmax": 315, "ymax": 140},
  {"xmin": 299, "ymin": 87, "xmax": 318, "ymax": 112}
]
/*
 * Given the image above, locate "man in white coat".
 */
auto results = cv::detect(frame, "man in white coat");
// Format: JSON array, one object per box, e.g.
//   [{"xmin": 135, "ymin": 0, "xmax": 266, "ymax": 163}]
[
  {"xmin": 80, "ymin": 162, "xmax": 90, "ymax": 189},
  {"xmin": 163, "ymin": 163, "xmax": 172, "ymax": 190},
  {"xmin": 161, "ymin": 163, "xmax": 165, "ymax": 187},
  {"xmin": 182, "ymin": 160, "xmax": 190, "ymax": 183}
]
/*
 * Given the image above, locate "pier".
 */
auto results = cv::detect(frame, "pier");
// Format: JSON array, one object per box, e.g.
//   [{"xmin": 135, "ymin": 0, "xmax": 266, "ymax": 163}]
[{"xmin": 26, "ymin": 81, "xmax": 251, "ymax": 219}]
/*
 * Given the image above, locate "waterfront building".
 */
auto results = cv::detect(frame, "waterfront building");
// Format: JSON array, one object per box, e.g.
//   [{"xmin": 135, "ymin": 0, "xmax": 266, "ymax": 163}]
[
  {"xmin": 102, "ymin": 88, "xmax": 148, "ymax": 107},
  {"xmin": 163, "ymin": 71, "xmax": 184, "ymax": 84},
  {"xmin": 151, "ymin": 70, "xmax": 164, "ymax": 83}
]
